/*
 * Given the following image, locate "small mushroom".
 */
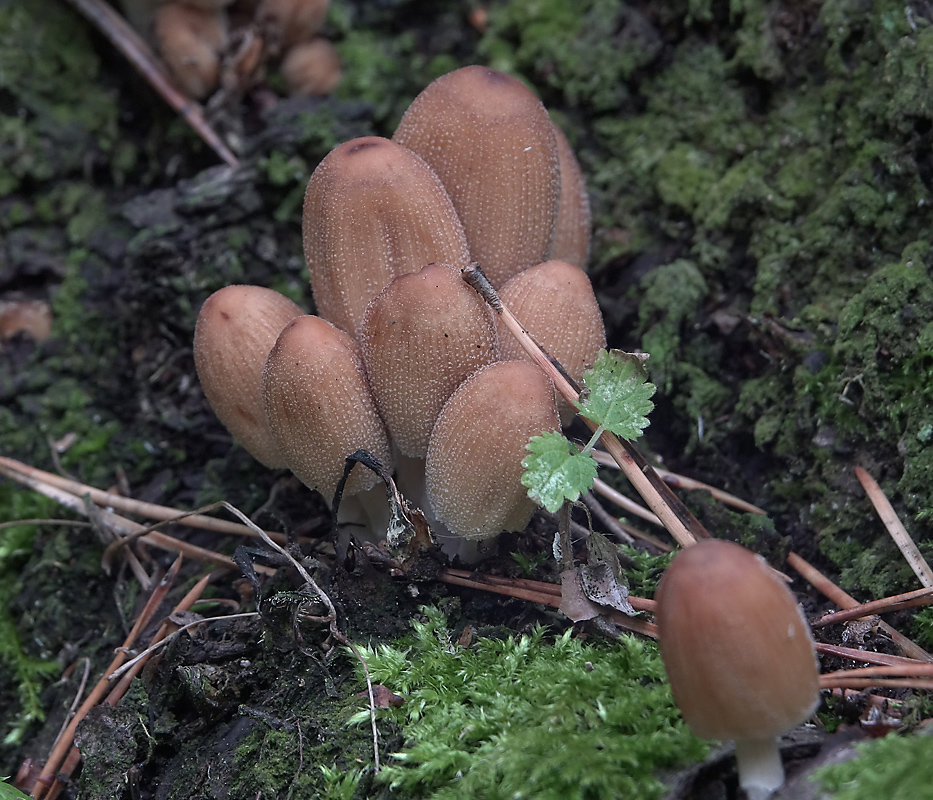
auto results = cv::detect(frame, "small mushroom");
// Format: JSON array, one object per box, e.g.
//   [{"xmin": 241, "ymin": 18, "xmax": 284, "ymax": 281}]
[
  {"xmin": 302, "ymin": 136, "xmax": 470, "ymax": 338},
  {"xmin": 193, "ymin": 284, "xmax": 303, "ymax": 468},
  {"xmin": 393, "ymin": 65, "xmax": 560, "ymax": 288},
  {"xmin": 260, "ymin": 314, "xmax": 393, "ymax": 502},
  {"xmin": 655, "ymin": 539, "xmax": 820, "ymax": 800},
  {"xmin": 255, "ymin": 0, "xmax": 329, "ymax": 57},
  {"xmin": 496, "ymin": 259, "xmax": 605, "ymax": 423},
  {"xmin": 280, "ymin": 36, "xmax": 340, "ymax": 96},
  {"xmin": 425, "ymin": 361, "xmax": 560, "ymax": 541},
  {"xmin": 152, "ymin": 1, "xmax": 229, "ymax": 99},
  {"xmin": 360, "ymin": 262, "xmax": 499, "ymax": 458},
  {"xmin": 550, "ymin": 123, "xmax": 591, "ymax": 268}
]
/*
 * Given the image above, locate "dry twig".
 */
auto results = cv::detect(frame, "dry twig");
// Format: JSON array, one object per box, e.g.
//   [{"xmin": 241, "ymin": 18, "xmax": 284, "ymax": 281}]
[{"xmin": 61, "ymin": 0, "xmax": 239, "ymax": 167}]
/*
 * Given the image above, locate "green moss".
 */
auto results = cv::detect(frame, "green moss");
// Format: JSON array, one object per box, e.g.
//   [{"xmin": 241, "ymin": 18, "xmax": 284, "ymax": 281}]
[
  {"xmin": 351, "ymin": 606, "xmax": 705, "ymax": 799},
  {"xmin": 0, "ymin": 0, "xmax": 120, "ymax": 193},
  {"xmin": 815, "ymin": 733, "xmax": 933, "ymax": 800},
  {"xmin": 0, "ymin": 490, "xmax": 61, "ymax": 747}
]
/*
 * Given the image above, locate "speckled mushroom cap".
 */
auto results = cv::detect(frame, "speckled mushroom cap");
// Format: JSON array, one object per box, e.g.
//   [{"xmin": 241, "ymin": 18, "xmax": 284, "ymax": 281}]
[
  {"xmin": 550, "ymin": 123, "xmax": 592, "ymax": 269},
  {"xmin": 302, "ymin": 136, "xmax": 470, "ymax": 338},
  {"xmin": 496, "ymin": 259, "xmax": 605, "ymax": 422},
  {"xmin": 393, "ymin": 65, "xmax": 560, "ymax": 288},
  {"xmin": 359, "ymin": 262, "xmax": 499, "ymax": 458},
  {"xmin": 425, "ymin": 360, "xmax": 560, "ymax": 540},
  {"xmin": 655, "ymin": 539, "xmax": 820, "ymax": 742},
  {"xmin": 260, "ymin": 315, "xmax": 393, "ymax": 500},
  {"xmin": 193, "ymin": 284, "xmax": 303, "ymax": 468}
]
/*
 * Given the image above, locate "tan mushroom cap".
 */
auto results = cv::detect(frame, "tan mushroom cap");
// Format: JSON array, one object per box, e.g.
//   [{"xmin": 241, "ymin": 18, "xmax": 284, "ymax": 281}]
[
  {"xmin": 193, "ymin": 284, "xmax": 303, "ymax": 468},
  {"xmin": 393, "ymin": 65, "xmax": 560, "ymax": 288},
  {"xmin": 497, "ymin": 259, "xmax": 605, "ymax": 422},
  {"xmin": 302, "ymin": 136, "xmax": 470, "ymax": 338},
  {"xmin": 281, "ymin": 37, "xmax": 341, "ymax": 96},
  {"xmin": 426, "ymin": 360, "xmax": 560, "ymax": 540},
  {"xmin": 256, "ymin": 0, "xmax": 330, "ymax": 56},
  {"xmin": 360, "ymin": 262, "xmax": 499, "ymax": 458},
  {"xmin": 655, "ymin": 539, "xmax": 820, "ymax": 742},
  {"xmin": 152, "ymin": 2, "xmax": 228, "ymax": 99},
  {"xmin": 261, "ymin": 314, "xmax": 393, "ymax": 500},
  {"xmin": 550, "ymin": 123, "xmax": 592, "ymax": 268}
]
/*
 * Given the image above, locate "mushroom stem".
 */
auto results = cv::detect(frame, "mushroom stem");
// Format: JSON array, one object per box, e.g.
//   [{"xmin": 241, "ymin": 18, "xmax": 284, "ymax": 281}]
[
  {"xmin": 335, "ymin": 483, "xmax": 392, "ymax": 544},
  {"xmin": 733, "ymin": 736, "xmax": 785, "ymax": 800}
]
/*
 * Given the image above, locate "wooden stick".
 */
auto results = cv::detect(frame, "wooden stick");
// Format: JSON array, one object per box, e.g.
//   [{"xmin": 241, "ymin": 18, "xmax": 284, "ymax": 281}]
[
  {"xmin": 814, "ymin": 642, "xmax": 924, "ymax": 667},
  {"xmin": 0, "ymin": 456, "xmax": 287, "ymax": 543},
  {"xmin": 819, "ymin": 677, "xmax": 933, "ymax": 690},
  {"xmin": 0, "ymin": 459, "xmax": 272, "ymax": 574},
  {"xmin": 592, "ymin": 451, "xmax": 766, "ymax": 515},
  {"xmin": 591, "ymin": 477, "xmax": 662, "ymax": 527},
  {"xmin": 786, "ymin": 551, "xmax": 933, "ymax": 662},
  {"xmin": 61, "ymin": 0, "xmax": 239, "ymax": 167},
  {"xmin": 438, "ymin": 569, "xmax": 658, "ymax": 637},
  {"xmin": 31, "ymin": 557, "xmax": 183, "ymax": 799},
  {"xmin": 813, "ymin": 586, "xmax": 933, "ymax": 627},
  {"xmin": 855, "ymin": 466, "xmax": 933, "ymax": 588},
  {"xmin": 42, "ymin": 572, "xmax": 216, "ymax": 800}
]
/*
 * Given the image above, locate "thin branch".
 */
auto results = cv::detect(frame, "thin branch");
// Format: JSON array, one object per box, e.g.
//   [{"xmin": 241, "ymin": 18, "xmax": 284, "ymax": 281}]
[
  {"xmin": 61, "ymin": 0, "xmax": 239, "ymax": 167},
  {"xmin": 855, "ymin": 465, "xmax": 933, "ymax": 588},
  {"xmin": 591, "ymin": 450, "xmax": 766, "ymax": 515},
  {"xmin": 786, "ymin": 550, "xmax": 933, "ymax": 662},
  {"xmin": 813, "ymin": 586, "xmax": 933, "ymax": 628},
  {"xmin": 438, "ymin": 568, "xmax": 658, "ymax": 637},
  {"xmin": 32, "ymin": 556, "xmax": 184, "ymax": 799},
  {"xmin": 0, "ymin": 458, "xmax": 274, "ymax": 574},
  {"xmin": 814, "ymin": 642, "xmax": 926, "ymax": 667},
  {"xmin": 0, "ymin": 456, "xmax": 287, "ymax": 542}
]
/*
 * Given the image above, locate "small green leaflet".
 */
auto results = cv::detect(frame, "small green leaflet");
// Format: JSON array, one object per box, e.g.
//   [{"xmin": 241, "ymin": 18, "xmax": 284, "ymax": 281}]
[
  {"xmin": 576, "ymin": 350, "xmax": 656, "ymax": 441},
  {"xmin": 521, "ymin": 432, "xmax": 598, "ymax": 512}
]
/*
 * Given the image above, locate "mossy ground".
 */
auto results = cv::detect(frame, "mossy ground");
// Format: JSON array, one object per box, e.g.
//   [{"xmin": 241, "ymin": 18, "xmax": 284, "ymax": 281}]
[{"xmin": 1, "ymin": 0, "xmax": 931, "ymax": 797}]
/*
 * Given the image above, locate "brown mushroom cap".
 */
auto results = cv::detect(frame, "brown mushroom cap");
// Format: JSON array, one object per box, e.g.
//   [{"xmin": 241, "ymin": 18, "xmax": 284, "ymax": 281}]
[
  {"xmin": 496, "ymin": 259, "xmax": 605, "ymax": 422},
  {"xmin": 281, "ymin": 37, "xmax": 341, "ymax": 96},
  {"xmin": 152, "ymin": 2, "xmax": 228, "ymax": 99},
  {"xmin": 550, "ymin": 123, "xmax": 591, "ymax": 268},
  {"xmin": 425, "ymin": 360, "xmax": 560, "ymax": 540},
  {"xmin": 360, "ymin": 262, "xmax": 499, "ymax": 458},
  {"xmin": 393, "ymin": 65, "xmax": 560, "ymax": 288},
  {"xmin": 261, "ymin": 314, "xmax": 393, "ymax": 500},
  {"xmin": 302, "ymin": 136, "xmax": 470, "ymax": 338},
  {"xmin": 256, "ymin": 0, "xmax": 329, "ymax": 56},
  {"xmin": 655, "ymin": 539, "xmax": 820, "ymax": 743},
  {"xmin": 193, "ymin": 284, "xmax": 303, "ymax": 468}
]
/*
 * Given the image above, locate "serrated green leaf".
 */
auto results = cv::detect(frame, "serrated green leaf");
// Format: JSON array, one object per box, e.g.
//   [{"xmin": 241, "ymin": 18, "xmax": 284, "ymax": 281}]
[
  {"xmin": 521, "ymin": 432, "xmax": 598, "ymax": 513},
  {"xmin": 576, "ymin": 350, "xmax": 656, "ymax": 440}
]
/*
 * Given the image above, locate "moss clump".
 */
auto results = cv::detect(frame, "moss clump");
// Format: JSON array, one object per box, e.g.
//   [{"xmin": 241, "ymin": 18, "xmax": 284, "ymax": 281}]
[
  {"xmin": 0, "ymin": 0, "xmax": 124, "ymax": 195},
  {"xmin": 815, "ymin": 733, "xmax": 933, "ymax": 800},
  {"xmin": 351, "ymin": 606, "xmax": 705, "ymax": 800}
]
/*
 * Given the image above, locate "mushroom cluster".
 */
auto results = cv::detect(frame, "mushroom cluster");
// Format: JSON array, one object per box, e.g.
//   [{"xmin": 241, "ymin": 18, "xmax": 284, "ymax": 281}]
[
  {"xmin": 122, "ymin": 0, "xmax": 340, "ymax": 99},
  {"xmin": 195, "ymin": 65, "xmax": 606, "ymax": 554}
]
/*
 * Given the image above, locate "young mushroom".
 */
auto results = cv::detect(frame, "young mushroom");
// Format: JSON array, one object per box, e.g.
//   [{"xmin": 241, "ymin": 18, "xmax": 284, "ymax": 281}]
[
  {"xmin": 655, "ymin": 539, "xmax": 820, "ymax": 800},
  {"xmin": 260, "ymin": 315, "xmax": 393, "ymax": 512},
  {"xmin": 496, "ymin": 259, "xmax": 605, "ymax": 424},
  {"xmin": 151, "ymin": 1, "xmax": 229, "ymax": 99},
  {"xmin": 393, "ymin": 65, "xmax": 561, "ymax": 288},
  {"xmin": 302, "ymin": 136, "xmax": 470, "ymax": 338},
  {"xmin": 425, "ymin": 360, "xmax": 560, "ymax": 543},
  {"xmin": 359, "ymin": 262, "xmax": 499, "ymax": 459},
  {"xmin": 193, "ymin": 284, "xmax": 303, "ymax": 468}
]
